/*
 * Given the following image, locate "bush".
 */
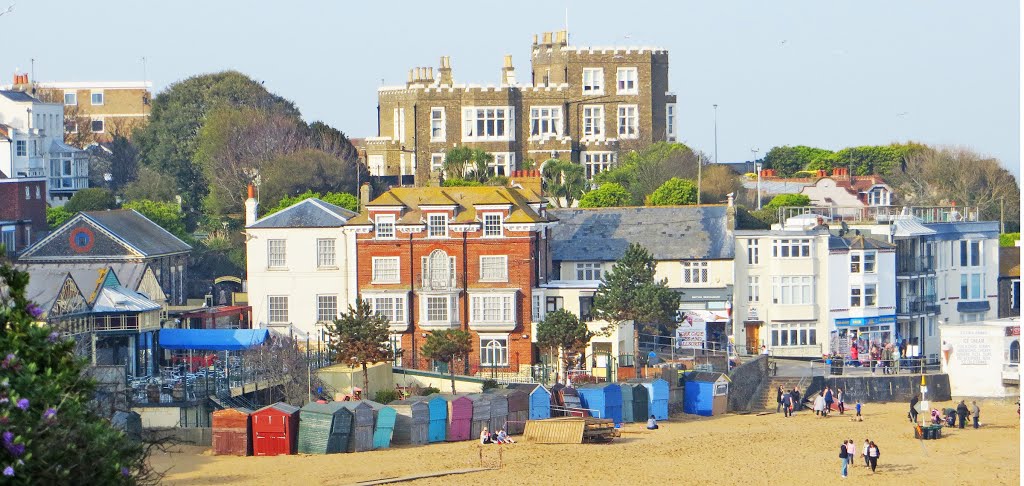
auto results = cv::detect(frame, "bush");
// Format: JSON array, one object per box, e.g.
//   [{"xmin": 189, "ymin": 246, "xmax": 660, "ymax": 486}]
[
  {"xmin": 1000, "ymin": 233, "xmax": 1020, "ymax": 247},
  {"xmin": 65, "ymin": 188, "xmax": 117, "ymax": 213},
  {"xmin": 373, "ymin": 390, "xmax": 400, "ymax": 404},
  {"xmin": 46, "ymin": 206, "xmax": 74, "ymax": 230},
  {"xmin": 765, "ymin": 193, "xmax": 811, "ymax": 209},
  {"xmin": 416, "ymin": 386, "xmax": 441, "ymax": 396},
  {"xmin": 646, "ymin": 177, "xmax": 697, "ymax": 206},
  {"xmin": 481, "ymin": 379, "xmax": 500, "ymax": 391},
  {"xmin": 578, "ymin": 183, "xmax": 631, "ymax": 208},
  {"xmin": 441, "ymin": 178, "xmax": 482, "ymax": 187}
]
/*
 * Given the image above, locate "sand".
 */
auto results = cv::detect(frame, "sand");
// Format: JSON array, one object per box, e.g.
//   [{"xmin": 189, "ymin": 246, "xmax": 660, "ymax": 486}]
[{"xmin": 151, "ymin": 400, "xmax": 1020, "ymax": 485}]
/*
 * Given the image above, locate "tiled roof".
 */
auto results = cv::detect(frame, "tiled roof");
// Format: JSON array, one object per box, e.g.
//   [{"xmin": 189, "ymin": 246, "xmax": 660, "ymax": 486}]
[
  {"xmin": 248, "ymin": 198, "xmax": 357, "ymax": 229},
  {"xmin": 0, "ymin": 90, "xmax": 38, "ymax": 102},
  {"xmin": 549, "ymin": 205, "xmax": 734, "ymax": 262},
  {"xmin": 82, "ymin": 210, "xmax": 192, "ymax": 256},
  {"xmin": 350, "ymin": 186, "xmax": 549, "ymax": 226},
  {"xmin": 1000, "ymin": 246, "xmax": 1020, "ymax": 277}
]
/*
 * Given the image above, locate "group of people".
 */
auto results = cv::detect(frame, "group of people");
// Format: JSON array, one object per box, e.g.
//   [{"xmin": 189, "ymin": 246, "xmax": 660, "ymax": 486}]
[
  {"xmin": 778, "ymin": 385, "xmax": 862, "ymax": 419},
  {"xmin": 850, "ymin": 342, "xmax": 907, "ymax": 374},
  {"xmin": 839, "ymin": 439, "xmax": 881, "ymax": 477},
  {"xmin": 479, "ymin": 427, "xmax": 515, "ymax": 444},
  {"xmin": 777, "ymin": 385, "xmax": 801, "ymax": 417},
  {"xmin": 911, "ymin": 396, "xmax": 981, "ymax": 429}
]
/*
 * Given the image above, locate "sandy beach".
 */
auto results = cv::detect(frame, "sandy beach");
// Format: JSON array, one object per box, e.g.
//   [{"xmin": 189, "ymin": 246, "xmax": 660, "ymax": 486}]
[{"xmin": 151, "ymin": 400, "xmax": 1020, "ymax": 485}]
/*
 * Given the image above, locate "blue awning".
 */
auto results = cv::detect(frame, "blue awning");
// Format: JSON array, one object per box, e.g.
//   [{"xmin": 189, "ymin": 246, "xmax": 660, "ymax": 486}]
[{"xmin": 159, "ymin": 329, "xmax": 269, "ymax": 351}]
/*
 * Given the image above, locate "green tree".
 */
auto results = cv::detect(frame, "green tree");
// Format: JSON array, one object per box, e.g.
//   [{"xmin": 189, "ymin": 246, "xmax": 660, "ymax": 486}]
[
  {"xmin": 834, "ymin": 144, "xmax": 920, "ymax": 176},
  {"xmin": 263, "ymin": 190, "xmax": 358, "ymax": 216},
  {"xmin": 646, "ymin": 177, "xmax": 698, "ymax": 206},
  {"xmin": 440, "ymin": 178, "xmax": 483, "ymax": 187},
  {"xmin": 536, "ymin": 309, "xmax": 594, "ymax": 384},
  {"xmin": 699, "ymin": 164, "xmax": 743, "ymax": 204},
  {"xmin": 0, "ymin": 261, "xmax": 160, "ymax": 483},
  {"xmin": 107, "ymin": 134, "xmax": 140, "ymax": 193},
  {"xmin": 65, "ymin": 188, "xmax": 117, "ymax": 213},
  {"xmin": 578, "ymin": 182, "xmax": 632, "ymax": 208},
  {"xmin": 541, "ymin": 159, "xmax": 587, "ymax": 207},
  {"xmin": 765, "ymin": 193, "xmax": 811, "ymax": 209},
  {"xmin": 419, "ymin": 330, "xmax": 473, "ymax": 394},
  {"xmin": 327, "ymin": 300, "xmax": 394, "ymax": 393},
  {"xmin": 46, "ymin": 206, "xmax": 74, "ymax": 230},
  {"xmin": 260, "ymin": 149, "xmax": 359, "ymax": 209},
  {"xmin": 1000, "ymin": 233, "xmax": 1020, "ymax": 247},
  {"xmin": 442, "ymin": 146, "xmax": 475, "ymax": 179},
  {"xmin": 762, "ymin": 145, "xmax": 834, "ymax": 176},
  {"xmin": 592, "ymin": 243, "xmax": 679, "ymax": 366},
  {"xmin": 122, "ymin": 166, "xmax": 178, "ymax": 203},
  {"xmin": 596, "ymin": 142, "xmax": 703, "ymax": 204},
  {"xmin": 122, "ymin": 200, "xmax": 188, "ymax": 240}
]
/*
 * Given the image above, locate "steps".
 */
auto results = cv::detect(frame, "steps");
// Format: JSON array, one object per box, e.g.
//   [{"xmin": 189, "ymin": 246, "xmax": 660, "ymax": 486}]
[{"xmin": 756, "ymin": 377, "xmax": 804, "ymax": 412}]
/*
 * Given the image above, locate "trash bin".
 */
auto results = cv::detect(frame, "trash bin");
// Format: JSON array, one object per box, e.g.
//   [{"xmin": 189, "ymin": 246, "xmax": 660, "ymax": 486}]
[{"xmin": 830, "ymin": 360, "xmax": 844, "ymax": 375}]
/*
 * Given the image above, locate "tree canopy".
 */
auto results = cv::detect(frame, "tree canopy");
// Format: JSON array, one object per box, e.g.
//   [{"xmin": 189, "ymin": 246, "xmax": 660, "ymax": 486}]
[
  {"xmin": 763, "ymin": 145, "xmax": 835, "ymax": 176},
  {"xmin": 541, "ymin": 159, "xmax": 587, "ymax": 208},
  {"xmin": 596, "ymin": 142, "xmax": 704, "ymax": 204},
  {"xmin": 263, "ymin": 190, "xmax": 358, "ymax": 215},
  {"xmin": 765, "ymin": 193, "xmax": 811, "ymax": 209},
  {"xmin": 259, "ymin": 149, "xmax": 360, "ymax": 210},
  {"xmin": 327, "ymin": 300, "xmax": 394, "ymax": 393},
  {"xmin": 46, "ymin": 207, "xmax": 73, "ymax": 230},
  {"xmin": 646, "ymin": 177, "xmax": 697, "ymax": 206},
  {"xmin": 122, "ymin": 200, "xmax": 188, "ymax": 240},
  {"xmin": 419, "ymin": 330, "xmax": 472, "ymax": 394},
  {"xmin": 699, "ymin": 164, "xmax": 743, "ymax": 204},
  {"xmin": 578, "ymin": 182, "xmax": 631, "ymax": 208},
  {"xmin": 536, "ymin": 309, "xmax": 594, "ymax": 383},
  {"xmin": 65, "ymin": 188, "xmax": 117, "ymax": 213}
]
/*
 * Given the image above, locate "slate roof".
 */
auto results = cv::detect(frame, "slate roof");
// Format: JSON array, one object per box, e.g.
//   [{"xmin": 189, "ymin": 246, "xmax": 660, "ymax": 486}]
[
  {"xmin": 828, "ymin": 234, "xmax": 895, "ymax": 251},
  {"xmin": 549, "ymin": 206, "xmax": 734, "ymax": 262},
  {"xmin": 0, "ymin": 90, "xmax": 38, "ymax": 102},
  {"xmin": 81, "ymin": 210, "xmax": 192, "ymax": 256},
  {"xmin": 248, "ymin": 198, "xmax": 357, "ymax": 229},
  {"xmin": 348, "ymin": 186, "xmax": 550, "ymax": 226},
  {"xmin": 1000, "ymin": 246, "xmax": 1020, "ymax": 278}
]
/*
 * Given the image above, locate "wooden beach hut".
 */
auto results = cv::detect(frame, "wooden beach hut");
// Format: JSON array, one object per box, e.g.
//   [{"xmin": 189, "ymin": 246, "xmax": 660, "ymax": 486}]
[
  {"xmin": 509, "ymin": 383, "xmax": 551, "ymax": 421},
  {"xmin": 486, "ymin": 391, "xmax": 509, "ymax": 434},
  {"xmin": 577, "ymin": 383, "xmax": 623, "ymax": 426},
  {"xmin": 467, "ymin": 393, "xmax": 493, "ymax": 439},
  {"xmin": 341, "ymin": 401, "xmax": 376, "ymax": 452},
  {"xmin": 491, "ymin": 388, "xmax": 529, "ymax": 434},
  {"xmin": 549, "ymin": 383, "xmax": 566, "ymax": 408},
  {"xmin": 632, "ymin": 378, "xmax": 670, "ymax": 420},
  {"xmin": 391, "ymin": 398, "xmax": 430, "ymax": 445},
  {"xmin": 423, "ymin": 395, "xmax": 448, "ymax": 443},
  {"xmin": 252, "ymin": 403, "xmax": 299, "ymax": 456},
  {"xmin": 212, "ymin": 407, "xmax": 252, "ymax": 456},
  {"xmin": 366, "ymin": 401, "xmax": 396, "ymax": 449},
  {"xmin": 620, "ymin": 384, "xmax": 650, "ymax": 423},
  {"xmin": 684, "ymin": 372, "xmax": 730, "ymax": 417},
  {"xmin": 298, "ymin": 402, "xmax": 354, "ymax": 454},
  {"xmin": 444, "ymin": 394, "xmax": 474, "ymax": 442}
]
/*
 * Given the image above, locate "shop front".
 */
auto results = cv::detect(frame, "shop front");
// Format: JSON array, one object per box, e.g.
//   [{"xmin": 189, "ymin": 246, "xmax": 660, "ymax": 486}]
[
  {"xmin": 832, "ymin": 315, "xmax": 896, "ymax": 359},
  {"xmin": 677, "ymin": 287, "xmax": 733, "ymax": 352}
]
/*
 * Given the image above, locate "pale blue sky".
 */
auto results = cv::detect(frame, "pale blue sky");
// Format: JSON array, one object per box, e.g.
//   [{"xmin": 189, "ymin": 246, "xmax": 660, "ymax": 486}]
[{"xmin": 2, "ymin": 1, "xmax": 1019, "ymax": 176}]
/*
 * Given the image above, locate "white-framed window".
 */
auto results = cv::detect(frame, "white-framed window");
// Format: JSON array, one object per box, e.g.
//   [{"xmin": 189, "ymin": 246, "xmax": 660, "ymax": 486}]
[
  {"xmin": 34, "ymin": 186, "xmax": 40, "ymax": 199},
  {"xmin": 582, "ymin": 68, "xmax": 604, "ymax": 95},
  {"xmin": 482, "ymin": 213, "xmax": 503, "ymax": 237},
  {"xmin": 24, "ymin": 186, "xmax": 29, "ymax": 200},
  {"xmin": 316, "ymin": 295, "xmax": 338, "ymax": 323},
  {"xmin": 480, "ymin": 255, "xmax": 508, "ymax": 282},
  {"xmin": 90, "ymin": 90, "xmax": 104, "ymax": 105},
  {"xmin": 372, "ymin": 257, "xmax": 401, "ymax": 284},
  {"xmin": 471, "ymin": 294, "xmax": 515, "ymax": 324},
  {"xmin": 431, "ymin": 153, "xmax": 445, "ymax": 174},
  {"xmin": 532, "ymin": 291, "xmax": 544, "ymax": 321},
  {"xmin": 616, "ymin": 67, "xmax": 638, "ymax": 94},
  {"xmin": 865, "ymin": 283, "xmax": 877, "ymax": 306},
  {"xmin": 583, "ymin": 152, "xmax": 614, "ymax": 180},
  {"xmin": 393, "ymin": 107, "xmax": 405, "ymax": 143},
  {"xmin": 850, "ymin": 287, "xmax": 861, "ymax": 307},
  {"xmin": 770, "ymin": 322, "xmax": 817, "ymax": 347},
  {"xmin": 772, "ymin": 239, "xmax": 811, "ymax": 258},
  {"xmin": 488, "ymin": 152, "xmax": 514, "ymax": 177},
  {"xmin": 480, "ymin": 335, "xmax": 509, "ymax": 367},
  {"xmin": 582, "ymin": 105, "xmax": 604, "ymax": 139},
  {"xmin": 617, "ymin": 105, "xmax": 638, "ymax": 139},
  {"xmin": 771, "ymin": 276, "xmax": 813, "ymax": 305},
  {"xmin": 666, "ymin": 103, "xmax": 676, "ymax": 142},
  {"xmin": 267, "ymin": 239, "xmax": 286, "ymax": 268},
  {"xmin": 91, "ymin": 119, "xmax": 104, "ymax": 133},
  {"xmin": 462, "ymin": 106, "xmax": 514, "ymax": 141},
  {"xmin": 960, "ymin": 273, "xmax": 985, "ymax": 300},
  {"xmin": 868, "ymin": 188, "xmax": 890, "ymax": 206},
  {"xmin": 430, "ymin": 107, "xmax": 445, "ymax": 142},
  {"xmin": 747, "ymin": 239, "xmax": 760, "ymax": 265},
  {"xmin": 366, "ymin": 295, "xmax": 406, "ymax": 324},
  {"xmin": 850, "ymin": 251, "xmax": 877, "ymax": 273},
  {"xmin": 368, "ymin": 155, "xmax": 385, "ymax": 176},
  {"xmin": 682, "ymin": 261, "xmax": 708, "ymax": 284},
  {"xmin": 64, "ymin": 91, "xmax": 77, "ymax": 105},
  {"xmin": 748, "ymin": 275, "xmax": 760, "ymax": 302},
  {"xmin": 425, "ymin": 295, "xmax": 453, "ymax": 322},
  {"xmin": 576, "ymin": 262, "xmax": 602, "ymax": 281},
  {"xmin": 389, "ymin": 333, "xmax": 404, "ymax": 366},
  {"xmin": 375, "ymin": 214, "xmax": 396, "ymax": 239},
  {"xmin": 422, "ymin": 250, "xmax": 457, "ymax": 289},
  {"xmin": 317, "ymin": 238, "xmax": 336, "ymax": 268},
  {"xmin": 15, "ymin": 140, "xmax": 25, "ymax": 157},
  {"xmin": 530, "ymin": 106, "xmax": 563, "ymax": 137},
  {"xmin": 268, "ymin": 296, "xmax": 288, "ymax": 324},
  {"xmin": 960, "ymin": 240, "xmax": 981, "ymax": 267},
  {"xmin": 427, "ymin": 214, "xmax": 448, "ymax": 238},
  {"xmin": 864, "ymin": 252, "xmax": 877, "ymax": 273}
]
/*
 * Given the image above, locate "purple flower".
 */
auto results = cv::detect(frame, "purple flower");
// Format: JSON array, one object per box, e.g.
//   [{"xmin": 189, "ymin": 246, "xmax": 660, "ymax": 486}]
[
  {"xmin": 43, "ymin": 408, "xmax": 56, "ymax": 420},
  {"xmin": 15, "ymin": 399, "xmax": 28, "ymax": 411},
  {"xmin": 2, "ymin": 431, "xmax": 11, "ymax": 444},
  {"xmin": 2, "ymin": 466, "xmax": 12, "ymax": 477},
  {"xmin": 4, "ymin": 443, "xmax": 23, "ymax": 457},
  {"xmin": 0, "ymin": 354, "xmax": 13, "ymax": 369},
  {"xmin": 121, "ymin": 467, "xmax": 130, "ymax": 477},
  {"xmin": 26, "ymin": 304, "xmax": 42, "ymax": 318},
  {"xmin": 48, "ymin": 332, "xmax": 60, "ymax": 343},
  {"xmin": 0, "ymin": 397, "xmax": 7, "ymax": 405}
]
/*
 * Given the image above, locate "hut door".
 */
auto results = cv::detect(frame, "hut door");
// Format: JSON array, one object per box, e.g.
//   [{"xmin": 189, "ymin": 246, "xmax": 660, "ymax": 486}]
[{"xmin": 744, "ymin": 323, "xmax": 760, "ymax": 354}]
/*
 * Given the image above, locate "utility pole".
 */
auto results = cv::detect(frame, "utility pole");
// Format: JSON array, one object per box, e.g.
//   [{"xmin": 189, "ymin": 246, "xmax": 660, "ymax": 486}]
[
  {"xmin": 697, "ymin": 153, "xmax": 703, "ymax": 205},
  {"xmin": 1000, "ymin": 197, "xmax": 1005, "ymax": 233},
  {"xmin": 713, "ymin": 104, "xmax": 718, "ymax": 164},
  {"xmin": 753, "ymin": 148, "xmax": 762, "ymax": 210}
]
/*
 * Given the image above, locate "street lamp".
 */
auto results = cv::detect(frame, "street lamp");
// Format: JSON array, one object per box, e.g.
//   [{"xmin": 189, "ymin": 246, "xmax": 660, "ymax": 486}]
[
  {"xmin": 697, "ymin": 153, "xmax": 703, "ymax": 205},
  {"xmin": 753, "ymin": 148, "xmax": 762, "ymax": 210},
  {"xmin": 713, "ymin": 104, "xmax": 718, "ymax": 164}
]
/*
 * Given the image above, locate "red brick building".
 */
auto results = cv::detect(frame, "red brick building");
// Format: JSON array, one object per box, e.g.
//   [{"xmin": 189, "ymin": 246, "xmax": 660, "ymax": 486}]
[
  {"xmin": 348, "ymin": 183, "xmax": 555, "ymax": 376},
  {"xmin": 0, "ymin": 176, "xmax": 46, "ymax": 255}
]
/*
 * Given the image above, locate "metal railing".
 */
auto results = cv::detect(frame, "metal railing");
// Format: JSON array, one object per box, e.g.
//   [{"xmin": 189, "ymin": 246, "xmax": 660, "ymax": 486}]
[
  {"xmin": 810, "ymin": 356, "xmax": 942, "ymax": 377},
  {"xmin": 897, "ymin": 256, "xmax": 936, "ymax": 274},
  {"xmin": 777, "ymin": 205, "xmax": 980, "ymax": 225},
  {"xmin": 897, "ymin": 296, "xmax": 939, "ymax": 315}
]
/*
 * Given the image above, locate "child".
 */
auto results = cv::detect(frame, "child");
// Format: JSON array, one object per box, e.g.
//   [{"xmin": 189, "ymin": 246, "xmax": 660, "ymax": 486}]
[
  {"xmin": 855, "ymin": 400, "xmax": 863, "ymax": 421},
  {"xmin": 496, "ymin": 428, "xmax": 514, "ymax": 444},
  {"xmin": 647, "ymin": 415, "xmax": 659, "ymax": 430}
]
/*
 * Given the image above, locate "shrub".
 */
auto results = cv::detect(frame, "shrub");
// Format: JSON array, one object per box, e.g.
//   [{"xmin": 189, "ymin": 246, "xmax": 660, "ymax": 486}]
[
  {"xmin": 417, "ymin": 386, "xmax": 441, "ymax": 396},
  {"xmin": 481, "ymin": 379, "xmax": 500, "ymax": 391},
  {"xmin": 373, "ymin": 390, "xmax": 400, "ymax": 404}
]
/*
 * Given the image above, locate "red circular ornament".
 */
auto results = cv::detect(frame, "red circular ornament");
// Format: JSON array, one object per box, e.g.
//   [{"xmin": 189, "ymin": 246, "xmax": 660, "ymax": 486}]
[{"xmin": 68, "ymin": 227, "xmax": 95, "ymax": 253}]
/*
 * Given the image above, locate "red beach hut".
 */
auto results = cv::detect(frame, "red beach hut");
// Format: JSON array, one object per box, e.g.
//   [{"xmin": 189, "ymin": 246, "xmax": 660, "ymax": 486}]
[
  {"xmin": 211, "ymin": 407, "xmax": 253, "ymax": 456},
  {"xmin": 252, "ymin": 403, "xmax": 300, "ymax": 456},
  {"xmin": 445, "ymin": 395, "xmax": 474, "ymax": 442}
]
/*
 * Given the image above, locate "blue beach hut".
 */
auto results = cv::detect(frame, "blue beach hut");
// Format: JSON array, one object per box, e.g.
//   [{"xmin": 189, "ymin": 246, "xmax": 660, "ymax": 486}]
[{"xmin": 577, "ymin": 383, "xmax": 623, "ymax": 426}]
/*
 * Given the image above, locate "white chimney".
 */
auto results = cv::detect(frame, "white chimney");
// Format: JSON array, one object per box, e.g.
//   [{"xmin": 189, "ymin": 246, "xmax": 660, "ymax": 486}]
[{"xmin": 245, "ymin": 184, "xmax": 258, "ymax": 226}]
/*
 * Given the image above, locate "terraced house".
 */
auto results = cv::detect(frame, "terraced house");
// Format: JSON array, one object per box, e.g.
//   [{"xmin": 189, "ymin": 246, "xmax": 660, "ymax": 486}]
[
  {"xmin": 365, "ymin": 30, "xmax": 676, "ymax": 185},
  {"xmin": 347, "ymin": 182, "xmax": 556, "ymax": 377}
]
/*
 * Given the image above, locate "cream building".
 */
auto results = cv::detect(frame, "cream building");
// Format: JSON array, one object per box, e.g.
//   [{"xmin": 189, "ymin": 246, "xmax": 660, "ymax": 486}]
[{"xmin": 940, "ymin": 316, "xmax": 1019, "ymax": 397}]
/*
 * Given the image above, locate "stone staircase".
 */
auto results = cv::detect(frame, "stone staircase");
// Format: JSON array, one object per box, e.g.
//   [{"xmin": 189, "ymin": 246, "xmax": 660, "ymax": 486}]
[{"xmin": 755, "ymin": 377, "xmax": 805, "ymax": 412}]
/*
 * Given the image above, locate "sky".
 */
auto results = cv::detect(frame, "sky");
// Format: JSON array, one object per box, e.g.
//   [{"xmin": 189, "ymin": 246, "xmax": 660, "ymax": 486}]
[{"xmin": 2, "ymin": 1, "xmax": 1019, "ymax": 177}]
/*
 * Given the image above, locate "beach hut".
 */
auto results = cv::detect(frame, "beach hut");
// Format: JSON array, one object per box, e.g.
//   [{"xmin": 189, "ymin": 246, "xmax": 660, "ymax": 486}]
[
  {"xmin": 620, "ymin": 384, "xmax": 649, "ymax": 423},
  {"xmin": 251, "ymin": 403, "xmax": 299, "ymax": 456},
  {"xmin": 444, "ymin": 394, "xmax": 474, "ymax": 442},
  {"xmin": 560, "ymin": 386, "xmax": 584, "ymax": 416},
  {"xmin": 298, "ymin": 402, "xmax": 354, "ymax": 454},
  {"xmin": 391, "ymin": 398, "xmax": 430, "ymax": 445},
  {"xmin": 211, "ymin": 407, "xmax": 252, "ymax": 456},
  {"xmin": 423, "ymin": 395, "xmax": 448, "ymax": 443},
  {"xmin": 632, "ymin": 378, "xmax": 670, "ymax": 420},
  {"xmin": 467, "ymin": 393, "xmax": 493, "ymax": 439},
  {"xmin": 549, "ymin": 383, "xmax": 566, "ymax": 408},
  {"xmin": 341, "ymin": 401, "xmax": 376, "ymax": 452},
  {"xmin": 491, "ymin": 388, "xmax": 529, "ymax": 434},
  {"xmin": 577, "ymin": 383, "xmax": 623, "ymax": 426},
  {"xmin": 486, "ymin": 391, "xmax": 509, "ymax": 434},
  {"xmin": 683, "ymin": 372, "xmax": 730, "ymax": 417},
  {"xmin": 509, "ymin": 383, "xmax": 551, "ymax": 421},
  {"xmin": 366, "ymin": 401, "xmax": 397, "ymax": 449}
]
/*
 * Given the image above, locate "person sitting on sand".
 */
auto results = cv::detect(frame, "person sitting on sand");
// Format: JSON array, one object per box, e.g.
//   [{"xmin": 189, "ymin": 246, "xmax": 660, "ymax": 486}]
[
  {"xmin": 931, "ymin": 408, "xmax": 942, "ymax": 424},
  {"xmin": 480, "ymin": 427, "xmax": 492, "ymax": 444},
  {"xmin": 647, "ymin": 415, "xmax": 659, "ymax": 430},
  {"xmin": 496, "ymin": 429, "xmax": 514, "ymax": 444}
]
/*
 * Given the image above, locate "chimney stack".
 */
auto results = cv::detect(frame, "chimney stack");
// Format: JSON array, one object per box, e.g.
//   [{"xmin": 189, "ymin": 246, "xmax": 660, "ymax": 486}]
[
  {"xmin": 360, "ymin": 182, "xmax": 372, "ymax": 209},
  {"xmin": 244, "ymin": 184, "xmax": 258, "ymax": 226},
  {"xmin": 438, "ymin": 56, "xmax": 453, "ymax": 86},
  {"xmin": 501, "ymin": 55, "xmax": 516, "ymax": 85}
]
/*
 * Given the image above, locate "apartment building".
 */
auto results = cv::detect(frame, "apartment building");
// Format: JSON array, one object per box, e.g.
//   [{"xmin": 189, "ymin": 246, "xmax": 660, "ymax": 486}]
[{"xmin": 367, "ymin": 30, "xmax": 677, "ymax": 185}]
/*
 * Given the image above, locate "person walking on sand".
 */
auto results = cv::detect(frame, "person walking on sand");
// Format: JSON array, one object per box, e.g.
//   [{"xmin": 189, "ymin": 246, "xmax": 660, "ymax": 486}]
[
  {"xmin": 909, "ymin": 395, "xmax": 920, "ymax": 424},
  {"xmin": 837, "ymin": 388, "xmax": 845, "ymax": 415},
  {"xmin": 777, "ymin": 386, "xmax": 784, "ymax": 413},
  {"xmin": 791, "ymin": 387, "xmax": 801, "ymax": 412},
  {"xmin": 824, "ymin": 387, "xmax": 834, "ymax": 416},
  {"xmin": 839, "ymin": 440, "xmax": 850, "ymax": 478},
  {"xmin": 782, "ymin": 393, "xmax": 793, "ymax": 418},
  {"xmin": 956, "ymin": 400, "xmax": 970, "ymax": 429},
  {"xmin": 862, "ymin": 439, "xmax": 870, "ymax": 467},
  {"xmin": 971, "ymin": 401, "xmax": 981, "ymax": 429},
  {"xmin": 814, "ymin": 392, "xmax": 825, "ymax": 416},
  {"xmin": 846, "ymin": 439, "xmax": 856, "ymax": 469},
  {"xmin": 867, "ymin": 441, "xmax": 880, "ymax": 472}
]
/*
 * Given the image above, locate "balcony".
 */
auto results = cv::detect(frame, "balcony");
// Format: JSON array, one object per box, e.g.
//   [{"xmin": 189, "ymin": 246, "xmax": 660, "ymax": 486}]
[
  {"xmin": 48, "ymin": 176, "xmax": 89, "ymax": 193},
  {"xmin": 897, "ymin": 256, "xmax": 936, "ymax": 276},
  {"xmin": 777, "ymin": 205, "xmax": 980, "ymax": 225},
  {"xmin": 418, "ymin": 273, "xmax": 463, "ymax": 291},
  {"xmin": 897, "ymin": 295, "xmax": 938, "ymax": 315}
]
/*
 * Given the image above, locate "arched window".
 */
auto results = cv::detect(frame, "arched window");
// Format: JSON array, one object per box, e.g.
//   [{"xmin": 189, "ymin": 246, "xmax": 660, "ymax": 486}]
[
  {"xmin": 426, "ymin": 249, "xmax": 452, "ymax": 290},
  {"xmin": 1010, "ymin": 340, "xmax": 1019, "ymax": 364}
]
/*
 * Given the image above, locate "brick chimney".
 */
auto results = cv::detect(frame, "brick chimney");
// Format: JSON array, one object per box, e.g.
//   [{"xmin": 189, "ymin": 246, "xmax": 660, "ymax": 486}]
[
  {"xmin": 360, "ymin": 182, "xmax": 372, "ymax": 209},
  {"xmin": 509, "ymin": 170, "xmax": 542, "ymax": 195},
  {"xmin": 501, "ymin": 55, "xmax": 516, "ymax": 85},
  {"xmin": 438, "ymin": 56, "xmax": 453, "ymax": 86}
]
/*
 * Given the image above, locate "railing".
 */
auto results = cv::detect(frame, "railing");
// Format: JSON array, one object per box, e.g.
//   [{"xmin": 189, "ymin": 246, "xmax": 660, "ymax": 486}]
[
  {"xmin": 418, "ymin": 274, "xmax": 462, "ymax": 291},
  {"xmin": 810, "ymin": 356, "xmax": 942, "ymax": 377},
  {"xmin": 897, "ymin": 294, "xmax": 938, "ymax": 314},
  {"xmin": 897, "ymin": 256, "xmax": 936, "ymax": 274},
  {"xmin": 777, "ymin": 205, "xmax": 980, "ymax": 225}
]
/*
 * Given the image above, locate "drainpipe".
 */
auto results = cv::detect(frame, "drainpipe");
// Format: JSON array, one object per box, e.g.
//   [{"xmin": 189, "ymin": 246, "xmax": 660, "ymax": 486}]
[
  {"xmin": 409, "ymin": 232, "xmax": 416, "ymax": 369},
  {"xmin": 462, "ymin": 229, "xmax": 469, "ymax": 375}
]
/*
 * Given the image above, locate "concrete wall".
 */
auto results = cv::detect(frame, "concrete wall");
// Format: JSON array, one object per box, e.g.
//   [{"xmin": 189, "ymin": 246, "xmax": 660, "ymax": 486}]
[
  {"xmin": 941, "ymin": 322, "xmax": 1019, "ymax": 397},
  {"xmin": 727, "ymin": 354, "xmax": 768, "ymax": 411},
  {"xmin": 393, "ymin": 368, "xmax": 485, "ymax": 394},
  {"xmin": 803, "ymin": 374, "xmax": 951, "ymax": 405}
]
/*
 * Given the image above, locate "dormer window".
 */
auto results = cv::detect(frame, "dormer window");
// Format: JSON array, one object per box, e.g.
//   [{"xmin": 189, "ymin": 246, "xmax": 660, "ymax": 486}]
[
  {"xmin": 375, "ymin": 214, "xmax": 395, "ymax": 239},
  {"xmin": 483, "ymin": 213, "xmax": 503, "ymax": 237},
  {"xmin": 428, "ymin": 214, "xmax": 448, "ymax": 238}
]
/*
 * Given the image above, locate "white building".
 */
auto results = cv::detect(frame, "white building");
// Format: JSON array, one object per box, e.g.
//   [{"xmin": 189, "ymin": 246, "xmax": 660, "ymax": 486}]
[
  {"xmin": 244, "ymin": 192, "xmax": 358, "ymax": 342},
  {"xmin": 540, "ymin": 205, "xmax": 735, "ymax": 377},
  {"xmin": 0, "ymin": 89, "xmax": 87, "ymax": 205},
  {"xmin": 940, "ymin": 317, "xmax": 1019, "ymax": 397}
]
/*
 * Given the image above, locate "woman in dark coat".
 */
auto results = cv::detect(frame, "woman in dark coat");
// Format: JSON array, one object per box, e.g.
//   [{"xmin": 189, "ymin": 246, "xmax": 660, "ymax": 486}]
[
  {"xmin": 909, "ymin": 395, "xmax": 920, "ymax": 423},
  {"xmin": 776, "ymin": 386, "xmax": 784, "ymax": 413}
]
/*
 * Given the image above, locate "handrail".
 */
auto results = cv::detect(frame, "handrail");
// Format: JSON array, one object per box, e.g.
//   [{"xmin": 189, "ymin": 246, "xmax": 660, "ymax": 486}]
[{"xmin": 810, "ymin": 356, "xmax": 942, "ymax": 376}]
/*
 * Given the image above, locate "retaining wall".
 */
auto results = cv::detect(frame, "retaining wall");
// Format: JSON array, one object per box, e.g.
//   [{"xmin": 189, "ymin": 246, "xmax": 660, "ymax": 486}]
[
  {"xmin": 727, "ymin": 355, "xmax": 769, "ymax": 412},
  {"xmin": 803, "ymin": 374, "xmax": 951, "ymax": 405}
]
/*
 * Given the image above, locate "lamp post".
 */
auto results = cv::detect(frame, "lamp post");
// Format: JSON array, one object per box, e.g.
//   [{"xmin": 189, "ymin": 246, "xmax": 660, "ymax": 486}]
[
  {"xmin": 713, "ymin": 104, "xmax": 718, "ymax": 164},
  {"xmin": 697, "ymin": 153, "xmax": 703, "ymax": 205},
  {"xmin": 754, "ymin": 155, "xmax": 763, "ymax": 210}
]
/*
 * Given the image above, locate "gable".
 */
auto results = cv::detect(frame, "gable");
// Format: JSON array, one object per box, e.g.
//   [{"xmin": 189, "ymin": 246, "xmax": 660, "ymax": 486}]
[
  {"xmin": 19, "ymin": 215, "xmax": 143, "ymax": 261},
  {"xmin": 136, "ymin": 266, "xmax": 167, "ymax": 305},
  {"xmin": 50, "ymin": 276, "xmax": 88, "ymax": 319}
]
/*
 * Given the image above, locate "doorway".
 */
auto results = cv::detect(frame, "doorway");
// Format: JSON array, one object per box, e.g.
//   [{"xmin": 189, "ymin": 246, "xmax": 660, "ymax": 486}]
[{"xmin": 744, "ymin": 322, "xmax": 761, "ymax": 354}]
